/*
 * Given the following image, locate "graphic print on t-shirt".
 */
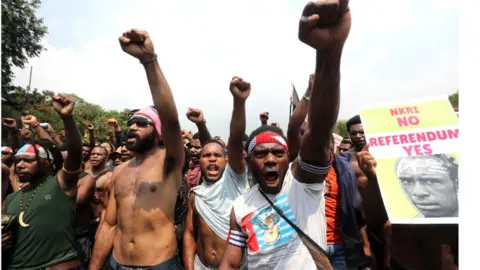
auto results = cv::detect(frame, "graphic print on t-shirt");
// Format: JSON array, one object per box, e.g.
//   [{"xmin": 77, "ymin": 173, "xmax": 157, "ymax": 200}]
[{"xmin": 241, "ymin": 193, "xmax": 297, "ymax": 252}]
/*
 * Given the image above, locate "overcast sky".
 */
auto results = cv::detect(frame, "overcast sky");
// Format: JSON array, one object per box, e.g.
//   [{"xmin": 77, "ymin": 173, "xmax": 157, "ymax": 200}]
[{"xmin": 12, "ymin": 0, "xmax": 458, "ymax": 139}]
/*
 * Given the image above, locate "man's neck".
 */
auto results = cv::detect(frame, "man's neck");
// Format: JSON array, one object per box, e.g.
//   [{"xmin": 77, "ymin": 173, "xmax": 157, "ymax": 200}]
[
  {"xmin": 134, "ymin": 147, "xmax": 161, "ymax": 163},
  {"xmin": 91, "ymin": 164, "xmax": 106, "ymax": 175}
]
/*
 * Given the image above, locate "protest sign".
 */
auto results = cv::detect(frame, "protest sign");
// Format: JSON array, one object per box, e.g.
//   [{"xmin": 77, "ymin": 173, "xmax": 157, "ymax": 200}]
[{"xmin": 360, "ymin": 97, "xmax": 459, "ymax": 224}]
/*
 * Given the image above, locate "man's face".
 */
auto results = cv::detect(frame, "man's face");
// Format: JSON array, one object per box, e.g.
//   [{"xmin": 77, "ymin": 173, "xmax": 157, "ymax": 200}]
[
  {"xmin": 189, "ymin": 139, "xmax": 202, "ymax": 164},
  {"xmin": 89, "ymin": 147, "xmax": 107, "ymax": 168},
  {"xmin": 15, "ymin": 154, "xmax": 42, "ymax": 183},
  {"xmin": 199, "ymin": 142, "xmax": 227, "ymax": 182},
  {"xmin": 349, "ymin": 123, "xmax": 366, "ymax": 151},
  {"xmin": 126, "ymin": 116, "xmax": 157, "ymax": 154},
  {"xmin": 336, "ymin": 143, "xmax": 352, "ymax": 154},
  {"xmin": 82, "ymin": 146, "xmax": 91, "ymax": 161},
  {"xmin": 1, "ymin": 151, "xmax": 13, "ymax": 166},
  {"xmin": 249, "ymin": 142, "xmax": 289, "ymax": 194},
  {"xmin": 119, "ymin": 145, "xmax": 133, "ymax": 161},
  {"xmin": 397, "ymin": 156, "xmax": 458, "ymax": 217}
]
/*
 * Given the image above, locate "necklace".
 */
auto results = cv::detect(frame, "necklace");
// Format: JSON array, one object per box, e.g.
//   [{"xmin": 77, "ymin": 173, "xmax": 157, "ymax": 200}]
[{"xmin": 18, "ymin": 178, "xmax": 47, "ymax": 228}]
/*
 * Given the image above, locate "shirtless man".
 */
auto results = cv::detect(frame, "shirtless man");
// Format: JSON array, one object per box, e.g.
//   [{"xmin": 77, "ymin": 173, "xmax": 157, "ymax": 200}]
[
  {"xmin": 89, "ymin": 28, "xmax": 185, "ymax": 269},
  {"xmin": 74, "ymin": 171, "xmax": 95, "ymax": 267},
  {"xmin": 87, "ymin": 146, "xmax": 113, "ymax": 219},
  {"xmin": 183, "ymin": 77, "xmax": 251, "ymax": 270}
]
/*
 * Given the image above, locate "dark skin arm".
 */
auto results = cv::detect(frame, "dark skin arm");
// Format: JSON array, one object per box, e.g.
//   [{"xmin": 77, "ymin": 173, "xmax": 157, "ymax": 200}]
[
  {"xmin": 219, "ymin": 209, "xmax": 244, "ymax": 270},
  {"xmin": 76, "ymin": 174, "xmax": 95, "ymax": 206},
  {"xmin": 21, "ymin": 115, "xmax": 56, "ymax": 144},
  {"xmin": 45, "ymin": 123, "xmax": 65, "ymax": 148},
  {"xmin": 2, "ymin": 118, "xmax": 22, "ymax": 151},
  {"xmin": 293, "ymin": 2, "xmax": 351, "ymax": 183},
  {"xmin": 85, "ymin": 123, "xmax": 96, "ymax": 149},
  {"xmin": 287, "ymin": 74, "xmax": 313, "ymax": 161},
  {"xmin": 227, "ymin": 77, "xmax": 250, "ymax": 175},
  {"xmin": 89, "ymin": 185, "xmax": 117, "ymax": 270},
  {"xmin": 119, "ymin": 29, "xmax": 185, "ymax": 175},
  {"xmin": 52, "ymin": 95, "xmax": 83, "ymax": 195},
  {"xmin": 186, "ymin": 108, "xmax": 212, "ymax": 146},
  {"xmin": 183, "ymin": 194, "xmax": 197, "ymax": 270}
]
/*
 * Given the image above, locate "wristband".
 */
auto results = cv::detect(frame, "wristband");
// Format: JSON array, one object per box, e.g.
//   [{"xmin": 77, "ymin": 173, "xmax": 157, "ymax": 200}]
[
  {"xmin": 31, "ymin": 122, "xmax": 40, "ymax": 129},
  {"xmin": 62, "ymin": 166, "xmax": 83, "ymax": 174},
  {"xmin": 140, "ymin": 54, "xmax": 158, "ymax": 66}
]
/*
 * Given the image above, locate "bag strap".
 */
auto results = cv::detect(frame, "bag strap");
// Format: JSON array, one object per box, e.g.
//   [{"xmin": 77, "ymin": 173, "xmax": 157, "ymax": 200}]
[{"xmin": 258, "ymin": 189, "xmax": 332, "ymax": 264}]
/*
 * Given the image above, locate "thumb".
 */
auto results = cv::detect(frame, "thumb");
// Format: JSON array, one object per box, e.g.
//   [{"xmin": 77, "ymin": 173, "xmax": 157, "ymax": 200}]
[
  {"xmin": 300, "ymin": 14, "xmax": 320, "ymax": 29},
  {"xmin": 361, "ymin": 144, "xmax": 369, "ymax": 152}
]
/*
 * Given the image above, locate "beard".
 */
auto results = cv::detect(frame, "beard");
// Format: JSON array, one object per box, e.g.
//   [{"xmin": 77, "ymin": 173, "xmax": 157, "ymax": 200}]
[{"xmin": 126, "ymin": 131, "xmax": 157, "ymax": 154}]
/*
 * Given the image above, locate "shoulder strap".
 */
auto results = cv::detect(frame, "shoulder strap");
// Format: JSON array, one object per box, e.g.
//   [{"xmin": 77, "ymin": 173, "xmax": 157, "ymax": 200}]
[
  {"xmin": 258, "ymin": 189, "xmax": 333, "ymax": 269},
  {"xmin": 94, "ymin": 169, "xmax": 110, "ymax": 181}
]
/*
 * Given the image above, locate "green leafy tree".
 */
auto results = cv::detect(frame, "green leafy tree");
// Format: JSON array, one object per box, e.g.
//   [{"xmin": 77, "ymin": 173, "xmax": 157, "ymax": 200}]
[
  {"xmin": 1, "ymin": 0, "xmax": 48, "ymax": 107},
  {"xmin": 333, "ymin": 120, "xmax": 348, "ymax": 137}
]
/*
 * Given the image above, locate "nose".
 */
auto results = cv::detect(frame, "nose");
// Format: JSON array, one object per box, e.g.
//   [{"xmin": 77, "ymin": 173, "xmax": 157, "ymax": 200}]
[
  {"xmin": 412, "ymin": 181, "xmax": 429, "ymax": 198},
  {"xmin": 264, "ymin": 153, "xmax": 277, "ymax": 166}
]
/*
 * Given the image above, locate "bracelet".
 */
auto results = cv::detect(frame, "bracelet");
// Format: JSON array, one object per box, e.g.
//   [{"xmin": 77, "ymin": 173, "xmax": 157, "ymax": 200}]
[
  {"xmin": 31, "ymin": 122, "xmax": 40, "ymax": 129},
  {"xmin": 62, "ymin": 166, "xmax": 83, "ymax": 174},
  {"xmin": 140, "ymin": 54, "xmax": 158, "ymax": 66}
]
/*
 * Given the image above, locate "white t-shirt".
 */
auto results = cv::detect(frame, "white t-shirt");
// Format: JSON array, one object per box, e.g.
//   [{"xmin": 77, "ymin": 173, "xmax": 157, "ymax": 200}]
[{"xmin": 232, "ymin": 164, "xmax": 327, "ymax": 269}]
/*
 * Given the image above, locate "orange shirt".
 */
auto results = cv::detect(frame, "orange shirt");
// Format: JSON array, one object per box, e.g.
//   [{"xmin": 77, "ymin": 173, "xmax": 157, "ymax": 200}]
[{"xmin": 325, "ymin": 165, "xmax": 342, "ymax": 244}]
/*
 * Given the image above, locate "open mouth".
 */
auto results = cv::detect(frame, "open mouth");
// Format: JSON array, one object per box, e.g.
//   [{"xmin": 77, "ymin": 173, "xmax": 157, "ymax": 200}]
[
  {"xmin": 264, "ymin": 171, "xmax": 279, "ymax": 184},
  {"xmin": 206, "ymin": 164, "xmax": 219, "ymax": 177}
]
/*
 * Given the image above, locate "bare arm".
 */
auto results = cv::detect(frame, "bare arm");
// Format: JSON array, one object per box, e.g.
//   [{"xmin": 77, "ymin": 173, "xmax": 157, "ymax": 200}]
[
  {"xmin": 227, "ymin": 77, "xmax": 250, "ymax": 175},
  {"xmin": 58, "ymin": 115, "xmax": 83, "ymax": 193},
  {"xmin": 219, "ymin": 209, "xmax": 244, "ymax": 270},
  {"xmin": 287, "ymin": 74, "xmax": 313, "ymax": 161},
  {"xmin": 76, "ymin": 175, "xmax": 95, "ymax": 206},
  {"xmin": 183, "ymin": 194, "xmax": 197, "ymax": 270},
  {"xmin": 90, "ymin": 185, "xmax": 117, "ymax": 269},
  {"xmin": 186, "ymin": 108, "xmax": 212, "ymax": 146}
]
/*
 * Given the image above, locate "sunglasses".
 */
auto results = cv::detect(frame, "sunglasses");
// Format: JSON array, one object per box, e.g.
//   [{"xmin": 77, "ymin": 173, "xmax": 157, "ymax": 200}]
[
  {"xmin": 127, "ymin": 117, "xmax": 152, "ymax": 128},
  {"xmin": 1, "ymin": 151, "xmax": 12, "ymax": 155}
]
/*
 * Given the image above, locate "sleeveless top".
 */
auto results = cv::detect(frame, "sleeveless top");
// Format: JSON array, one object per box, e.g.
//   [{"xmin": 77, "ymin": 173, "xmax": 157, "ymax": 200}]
[{"xmin": 5, "ymin": 175, "xmax": 78, "ymax": 270}]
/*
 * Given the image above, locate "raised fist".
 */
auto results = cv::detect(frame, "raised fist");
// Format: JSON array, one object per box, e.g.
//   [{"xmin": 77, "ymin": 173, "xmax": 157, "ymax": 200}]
[
  {"xmin": 20, "ymin": 128, "xmax": 32, "ymax": 139},
  {"xmin": 356, "ymin": 144, "xmax": 377, "ymax": 177},
  {"xmin": 21, "ymin": 115, "xmax": 38, "ymax": 125},
  {"xmin": 107, "ymin": 118, "xmax": 118, "ymax": 126},
  {"xmin": 298, "ymin": 0, "xmax": 351, "ymax": 50},
  {"xmin": 186, "ymin": 108, "xmax": 205, "ymax": 124},
  {"xmin": 52, "ymin": 94, "xmax": 75, "ymax": 118},
  {"xmin": 229, "ymin": 76, "xmax": 251, "ymax": 101},
  {"xmin": 84, "ymin": 122, "xmax": 94, "ymax": 131},
  {"xmin": 119, "ymin": 29, "xmax": 155, "ymax": 62},
  {"xmin": 1, "ymin": 118, "xmax": 17, "ymax": 129},
  {"xmin": 271, "ymin": 122, "xmax": 280, "ymax": 128},
  {"xmin": 260, "ymin": 112, "xmax": 269, "ymax": 122}
]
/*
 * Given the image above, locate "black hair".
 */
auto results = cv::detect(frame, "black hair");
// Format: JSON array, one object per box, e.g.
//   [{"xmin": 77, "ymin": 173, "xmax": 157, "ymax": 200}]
[
  {"xmin": 242, "ymin": 133, "xmax": 249, "ymax": 142},
  {"xmin": 58, "ymin": 145, "xmax": 68, "ymax": 152},
  {"xmin": 92, "ymin": 145, "xmax": 109, "ymax": 156},
  {"xmin": 82, "ymin": 142, "xmax": 91, "ymax": 148},
  {"xmin": 246, "ymin": 125, "xmax": 286, "ymax": 154},
  {"xmin": 192, "ymin": 133, "xmax": 200, "ymax": 140},
  {"xmin": 15, "ymin": 139, "xmax": 63, "ymax": 175},
  {"xmin": 346, "ymin": 115, "xmax": 362, "ymax": 133},
  {"xmin": 202, "ymin": 139, "xmax": 227, "ymax": 156}
]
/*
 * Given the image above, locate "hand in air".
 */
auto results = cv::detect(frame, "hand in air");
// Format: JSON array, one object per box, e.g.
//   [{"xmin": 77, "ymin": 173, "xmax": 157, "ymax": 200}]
[
  {"xmin": 107, "ymin": 118, "xmax": 118, "ymax": 126},
  {"xmin": 186, "ymin": 108, "xmax": 206, "ymax": 125},
  {"xmin": 21, "ymin": 115, "xmax": 38, "ymax": 125},
  {"xmin": 271, "ymin": 122, "xmax": 280, "ymax": 128},
  {"xmin": 356, "ymin": 144, "xmax": 377, "ymax": 176},
  {"xmin": 119, "ymin": 29, "xmax": 155, "ymax": 62},
  {"xmin": 52, "ymin": 94, "xmax": 75, "ymax": 118},
  {"xmin": 20, "ymin": 128, "xmax": 32, "ymax": 139},
  {"xmin": 307, "ymin": 73, "xmax": 315, "ymax": 95},
  {"xmin": 230, "ymin": 76, "xmax": 251, "ymax": 101},
  {"xmin": 298, "ymin": 0, "xmax": 351, "ymax": 50},
  {"xmin": 260, "ymin": 112, "xmax": 269, "ymax": 122},
  {"xmin": 84, "ymin": 122, "xmax": 94, "ymax": 131},
  {"xmin": 1, "ymin": 118, "xmax": 17, "ymax": 129}
]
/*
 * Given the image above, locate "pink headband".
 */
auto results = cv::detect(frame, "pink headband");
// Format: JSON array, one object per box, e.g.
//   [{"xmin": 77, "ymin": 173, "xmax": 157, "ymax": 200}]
[
  {"xmin": 133, "ymin": 106, "xmax": 162, "ymax": 140},
  {"xmin": 247, "ymin": 131, "xmax": 288, "ymax": 155}
]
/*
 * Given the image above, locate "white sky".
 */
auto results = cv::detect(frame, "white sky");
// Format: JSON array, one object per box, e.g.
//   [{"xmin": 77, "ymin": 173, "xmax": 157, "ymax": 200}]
[{"xmin": 12, "ymin": 0, "xmax": 458, "ymax": 139}]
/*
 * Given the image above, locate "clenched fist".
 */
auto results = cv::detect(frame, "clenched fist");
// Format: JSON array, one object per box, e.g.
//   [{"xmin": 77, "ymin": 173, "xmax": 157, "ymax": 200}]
[
  {"xmin": 260, "ymin": 112, "xmax": 269, "ymax": 122},
  {"xmin": 1, "ymin": 118, "xmax": 17, "ymax": 130},
  {"xmin": 356, "ymin": 145, "xmax": 377, "ymax": 177},
  {"xmin": 298, "ymin": 0, "xmax": 351, "ymax": 50},
  {"xmin": 119, "ymin": 29, "xmax": 155, "ymax": 62},
  {"xmin": 21, "ymin": 115, "xmax": 38, "ymax": 125},
  {"xmin": 230, "ymin": 76, "xmax": 251, "ymax": 101},
  {"xmin": 186, "ymin": 108, "xmax": 206, "ymax": 124},
  {"xmin": 52, "ymin": 94, "xmax": 75, "ymax": 118},
  {"xmin": 84, "ymin": 122, "xmax": 94, "ymax": 131}
]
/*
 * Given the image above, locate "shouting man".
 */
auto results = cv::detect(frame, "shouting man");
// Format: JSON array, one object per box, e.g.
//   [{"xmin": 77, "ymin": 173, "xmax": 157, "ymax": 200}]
[
  {"xmin": 3, "ymin": 94, "xmax": 83, "ymax": 269},
  {"xmin": 89, "ymin": 29, "xmax": 185, "ymax": 269},
  {"xmin": 183, "ymin": 77, "xmax": 251, "ymax": 270},
  {"xmin": 220, "ymin": 1, "xmax": 351, "ymax": 269}
]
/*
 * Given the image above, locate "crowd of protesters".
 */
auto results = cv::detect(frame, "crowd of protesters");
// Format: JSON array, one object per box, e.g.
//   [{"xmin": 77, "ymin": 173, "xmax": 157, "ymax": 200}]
[{"xmin": 1, "ymin": 2, "xmax": 458, "ymax": 270}]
